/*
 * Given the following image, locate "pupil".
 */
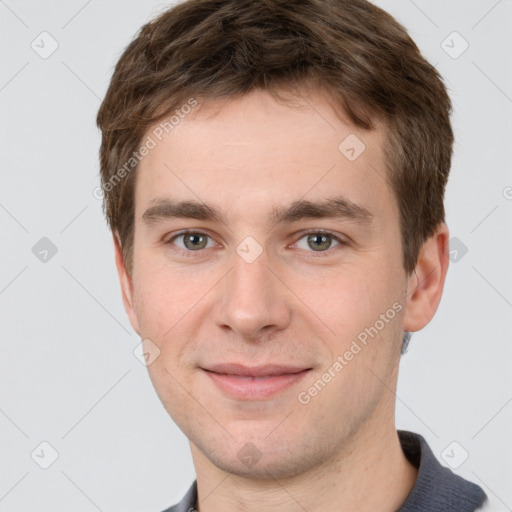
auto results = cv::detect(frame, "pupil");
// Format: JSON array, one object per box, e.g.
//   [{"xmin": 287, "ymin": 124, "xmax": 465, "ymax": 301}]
[
  {"xmin": 187, "ymin": 234, "xmax": 204, "ymax": 249},
  {"xmin": 308, "ymin": 234, "xmax": 330, "ymax": 251}
]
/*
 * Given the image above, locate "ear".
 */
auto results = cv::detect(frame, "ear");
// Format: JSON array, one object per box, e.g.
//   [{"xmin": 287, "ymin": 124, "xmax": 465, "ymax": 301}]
[
  {"xmin": 113, "ymin": 232, "xmax": 141, "ymax": 336},
  {"xmin": 403, "ymin": 223, "xmax": 450, "ymax": 332}
]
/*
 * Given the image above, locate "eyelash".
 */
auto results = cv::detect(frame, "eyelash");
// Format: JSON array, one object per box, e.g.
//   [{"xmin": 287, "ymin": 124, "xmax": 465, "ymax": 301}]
[{"xmin": 164, "ymin": 229, "xmax": 347, "ymax": 258}]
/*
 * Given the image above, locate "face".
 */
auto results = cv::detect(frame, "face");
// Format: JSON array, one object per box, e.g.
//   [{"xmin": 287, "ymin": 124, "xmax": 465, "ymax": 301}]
[{"xmin": 118, "ymin": 88, "xmax": 414, "ymax": 479}]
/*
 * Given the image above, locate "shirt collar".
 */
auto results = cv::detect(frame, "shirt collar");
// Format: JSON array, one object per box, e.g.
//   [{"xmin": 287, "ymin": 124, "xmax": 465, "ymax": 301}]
[{"xmin": 165, "ymin": 430, "xmax": 488, "ymax": 512}]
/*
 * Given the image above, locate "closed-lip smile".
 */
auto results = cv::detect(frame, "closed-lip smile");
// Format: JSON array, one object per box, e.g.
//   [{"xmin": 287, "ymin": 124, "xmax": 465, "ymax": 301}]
[{"xmin": 201, "ymin": 363, "xmax": 312, "ymax": 400}]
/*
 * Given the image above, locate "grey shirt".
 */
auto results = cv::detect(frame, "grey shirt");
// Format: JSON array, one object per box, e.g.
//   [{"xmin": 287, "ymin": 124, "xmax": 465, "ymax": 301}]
[{"xmin": 161, "ymin": 430, "xmax": 488, "ymax": 512}]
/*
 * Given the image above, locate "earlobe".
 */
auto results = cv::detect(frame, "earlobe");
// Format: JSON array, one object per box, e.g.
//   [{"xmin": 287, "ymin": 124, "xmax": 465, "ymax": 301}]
[
  {"xmin": 113, "ymin": 232, "xmax": 141, "ymax": 335},
  {"xmin": 402, "ymin": 223, "xmax": 450, "ymax": 333}
]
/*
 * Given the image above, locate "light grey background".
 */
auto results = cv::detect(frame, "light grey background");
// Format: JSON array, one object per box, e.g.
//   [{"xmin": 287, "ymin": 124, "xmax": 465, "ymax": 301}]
[{"xmin": 1, "ymin": 0, "xmax": 511, "ymax": 510}]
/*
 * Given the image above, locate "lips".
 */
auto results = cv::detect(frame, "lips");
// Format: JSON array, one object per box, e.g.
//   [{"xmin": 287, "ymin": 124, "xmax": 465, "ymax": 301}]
[
  {"xmin": 204, "ymin": 363, "xmax": 310, "ymax": 377},
  {"xmin": 201, "ymin": 363, "xmax": 312, "ymax": 400}
]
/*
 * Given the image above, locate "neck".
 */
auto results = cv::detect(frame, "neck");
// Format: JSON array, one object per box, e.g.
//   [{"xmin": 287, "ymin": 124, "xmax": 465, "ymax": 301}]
[{"xmin": 191, "ymin": 414, "xmax": 418, "ymax": 512}]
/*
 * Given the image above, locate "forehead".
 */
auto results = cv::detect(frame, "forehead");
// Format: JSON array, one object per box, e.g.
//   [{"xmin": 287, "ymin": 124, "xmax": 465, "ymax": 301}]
[{"xmin": 134, "ymin": 88, "xmax": 396, "ymax": 226}]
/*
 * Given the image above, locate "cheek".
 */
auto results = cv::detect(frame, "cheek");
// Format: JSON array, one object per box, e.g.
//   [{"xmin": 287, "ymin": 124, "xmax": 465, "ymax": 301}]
[
  {"xmin": 311, "ymin": 263, "xmax": 406, "ymax": 381},
  {"xmin": 296, "ymin": 261, "xmax": 399, "ymax": 337},
  {"xmin": 132, "ymin": 263, "xmax": 197, "ymax": 340},
  {"xmin": 131, "ymin": 262, "xmax": 219, "ymax": 378}
]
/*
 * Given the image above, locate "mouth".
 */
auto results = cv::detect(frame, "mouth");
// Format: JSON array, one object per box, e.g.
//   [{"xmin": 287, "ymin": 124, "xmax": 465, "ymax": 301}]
[{"xmin": 201, "ymin": 363, "xmax": 312, "ymax": 400}]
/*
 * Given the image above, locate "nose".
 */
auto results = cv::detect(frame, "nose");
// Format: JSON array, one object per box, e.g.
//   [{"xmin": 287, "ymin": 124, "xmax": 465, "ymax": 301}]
[{"xmin": 212, "ymin": 247, "xmax": 292, "ymax": 340}]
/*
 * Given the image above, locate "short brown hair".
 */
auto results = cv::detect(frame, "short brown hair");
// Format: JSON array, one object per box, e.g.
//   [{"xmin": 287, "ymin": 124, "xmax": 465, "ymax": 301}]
[{"xmin": 97, "ymin": 0, "xmax": 453, "ymax": 276}]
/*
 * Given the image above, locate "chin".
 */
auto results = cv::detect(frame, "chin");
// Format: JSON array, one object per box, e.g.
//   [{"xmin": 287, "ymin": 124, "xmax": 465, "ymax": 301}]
[{"xmin": 191, "ymin": 427, "xmax": 333, "ymax": 481}]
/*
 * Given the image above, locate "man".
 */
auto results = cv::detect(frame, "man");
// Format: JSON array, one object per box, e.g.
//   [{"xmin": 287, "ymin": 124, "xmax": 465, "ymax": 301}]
[{"xmin": 96, "ymin": 0, "xmax": 489, "ymax": 510}]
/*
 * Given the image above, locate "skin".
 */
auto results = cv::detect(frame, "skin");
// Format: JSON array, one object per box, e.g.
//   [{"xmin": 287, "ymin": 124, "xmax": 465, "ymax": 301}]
[{"xmin": 114, "ymin": 88, "xmax": 449, "ymax": 511}]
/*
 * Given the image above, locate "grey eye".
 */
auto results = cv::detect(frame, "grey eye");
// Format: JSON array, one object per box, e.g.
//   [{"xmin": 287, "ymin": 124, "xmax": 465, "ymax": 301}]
[
  {"xmin": 183, "ymin": 233, "xmax": 208, "ymax": 250},
  {"xmin": 307, "ymin": 233, "xmax": 333, "ymax": 251},
  {"xmin": 172, "ymin": 232, "xmax": 213, "ymax": 251},
  {"xmin": 295, "ymin": 233, "xmax": 341, "ymax": 252}
]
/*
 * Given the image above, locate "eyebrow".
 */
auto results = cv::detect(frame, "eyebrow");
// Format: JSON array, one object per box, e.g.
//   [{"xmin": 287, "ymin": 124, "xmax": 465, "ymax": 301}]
[{"xmin": 141, "ymin": 196, "xmax": 373, "ymax": 227}]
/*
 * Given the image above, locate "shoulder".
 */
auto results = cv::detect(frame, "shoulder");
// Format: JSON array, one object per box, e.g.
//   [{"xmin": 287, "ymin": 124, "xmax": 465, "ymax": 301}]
[
  {"xmin": 159, "ymin": 481, "xmax": 197, "ymax": 512},
  {"xmin": 398, "ymin": 430, "xmax": 488, "ymax": 512}
]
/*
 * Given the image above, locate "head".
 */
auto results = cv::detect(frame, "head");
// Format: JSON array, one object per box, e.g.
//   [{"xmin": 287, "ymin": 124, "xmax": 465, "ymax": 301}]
[{"xmin": 97, "ymin": 0, "xmax": 451, "ymax": 479}]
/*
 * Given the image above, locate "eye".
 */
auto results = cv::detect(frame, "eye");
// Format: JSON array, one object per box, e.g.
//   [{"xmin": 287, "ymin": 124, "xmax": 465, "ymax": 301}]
[
  {"xmin": 167, "ymin": 231, "xmax": 216, "ymax": 252},
  {"xmin": 294, "ymin": 231, "xmax": 345, "ymax": 252}
]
